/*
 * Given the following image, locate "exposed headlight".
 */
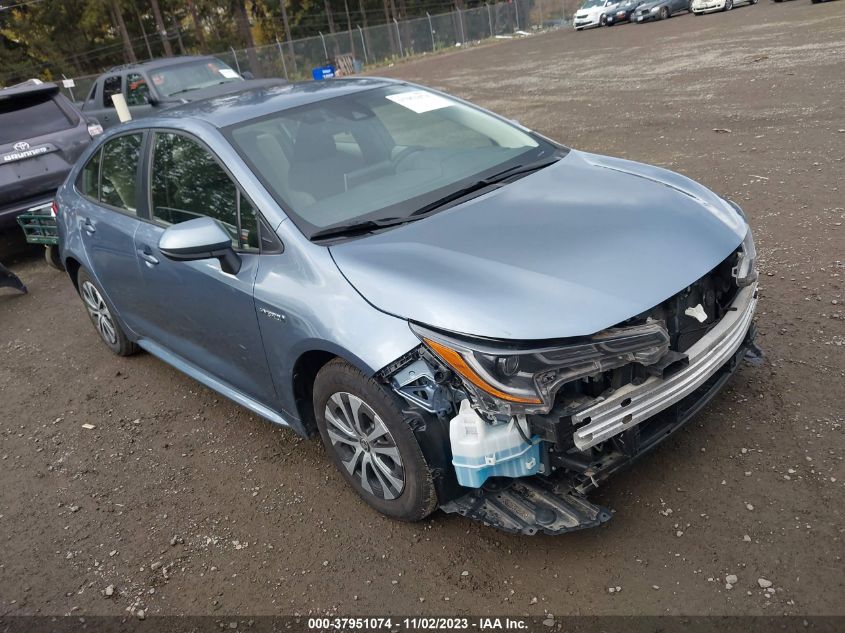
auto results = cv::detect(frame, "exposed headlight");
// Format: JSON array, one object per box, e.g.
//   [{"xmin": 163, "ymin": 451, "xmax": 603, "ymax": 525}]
[
  {"xmin": 733, "ymin": 226, "xmax": 758, "ymax": 287},
  {"xmin": 650, "ymin": 6, "xmax": 660, "ymax": 11},
  {"xmin": 724, "ymin": 200, "xmax": 757, "ymax": 287},
  {"xmin": 411, "ymin": 322, "xmax": 670, "ymax": 416}
]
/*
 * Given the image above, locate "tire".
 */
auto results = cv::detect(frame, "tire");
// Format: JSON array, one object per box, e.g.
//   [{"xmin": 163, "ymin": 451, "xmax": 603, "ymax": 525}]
[
  {"xmin": 724, "ymin": 0, "xmax": 733, "ymax": 9},
  {"xmin": 313, "ymin": 358, "xmax": 438, "ymax": 522},
  {"xmin": 660, "ymin": 6, "xmax": 670, "ymax": 18},
  {"xmin": 76, "ymin": 268, "xmax": 138, "ymax": 356},
  {"xmin": 600, "ymin": 14, "xmax": 608, "ymax": 25},
  {"xmin": 749, "ymin": 0, "xmax": 758, "ymax": 4},
  {"xmin": 44, "ymin": 245, "xmax": 64, "ymax": 271}
]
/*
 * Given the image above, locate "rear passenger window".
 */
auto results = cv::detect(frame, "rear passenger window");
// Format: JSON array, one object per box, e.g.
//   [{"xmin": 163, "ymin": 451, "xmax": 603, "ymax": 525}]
[
  {"xmin": 100, "ymin": 134, "xmax": 142, "ymax": 213},
  {"xmin": 102, "ymin": 76, "xmax": 122, "ymax": 108},
  {"xmin": 78, "ymin": 149, "xmax": 101, "ymax": 198},
  {"xmin": 150, "ymin": 132, "xmax": 259, "ymax": 251}
]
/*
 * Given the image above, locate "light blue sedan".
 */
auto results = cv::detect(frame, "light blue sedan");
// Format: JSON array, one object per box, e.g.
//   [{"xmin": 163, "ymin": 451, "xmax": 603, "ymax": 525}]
[{"xmin": 57, "ymin": 78, "xmax": 759, "ymax": 534}]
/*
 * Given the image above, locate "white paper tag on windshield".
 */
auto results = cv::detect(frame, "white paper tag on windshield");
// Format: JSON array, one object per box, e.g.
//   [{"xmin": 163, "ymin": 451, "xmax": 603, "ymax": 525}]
[
  {"xmin": 386, "ymin": 90, "xmax": 453, "ymax": 114},
  {"xmin": 219, "ymin": 68, "xmax": 240, "ymax": 79}
]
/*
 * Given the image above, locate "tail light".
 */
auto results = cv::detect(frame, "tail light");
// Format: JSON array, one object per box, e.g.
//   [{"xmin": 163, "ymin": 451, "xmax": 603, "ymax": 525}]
[{"xmin": 51, "ymin": 200, "xmax": 59, "ymax": 217}]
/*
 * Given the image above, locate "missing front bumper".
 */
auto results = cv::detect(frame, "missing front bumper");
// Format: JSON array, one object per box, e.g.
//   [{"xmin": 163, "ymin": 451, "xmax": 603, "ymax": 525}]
[
  {"xmin": 572, "ymin": 282, "xmax": 758, "ymax": 451},
  {"xmin": 441, "ymin": 477, "xmax": 612, "ymax": 536},
  {"xmin": 441, "ymin": 318, "xmax": 758, "ymax": 535}
]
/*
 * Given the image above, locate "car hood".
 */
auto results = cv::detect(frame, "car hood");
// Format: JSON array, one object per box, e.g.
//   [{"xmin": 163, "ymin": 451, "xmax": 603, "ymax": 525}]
[
  {"xmin": 636, "ymin": 0, "xmax": 663, "ymax": 8},
  {"xmin": 329, "ymin": 149, "xmax": 747, "ymax": 341}
]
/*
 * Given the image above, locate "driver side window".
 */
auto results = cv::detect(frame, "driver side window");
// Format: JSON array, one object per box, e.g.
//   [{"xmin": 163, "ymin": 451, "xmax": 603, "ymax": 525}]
[
  {"xmin": 125, "ymin": 73, "xmax": 151, "ymax": 106},
  {"xmin": 150, "ymin": 132, "xmax": 259, "ymax": 252}
]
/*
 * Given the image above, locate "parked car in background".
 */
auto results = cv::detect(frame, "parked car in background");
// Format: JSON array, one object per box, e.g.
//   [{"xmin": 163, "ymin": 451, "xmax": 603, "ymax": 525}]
[
  {"xmin": 692, "ymin": 0, "xmax": 757, "ymax": 13},
  {"xmin": 57, "ymin": 78, "xmax": 758, "ymax": 535},
  {"xmin": 573, "ymin": 0, "xmax": 621, "ymax": 29},
  {"xmin": 79, "ymin": 55, "xmax": 284, "ymax": 129},
  {"xmin": 634, "ymin": 0, "xmax": 691, "ymax": 20},
  {"xmin": 607, "ymin": 0, "xmax": 648, "ymax": 23},
  {"xmin": 1, "ymin": 80, "xmax": 101, "ymax": 232}
]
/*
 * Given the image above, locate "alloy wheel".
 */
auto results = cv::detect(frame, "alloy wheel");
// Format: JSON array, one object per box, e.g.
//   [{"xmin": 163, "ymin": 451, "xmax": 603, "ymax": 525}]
[
  {"xmin": 81, "ymin": 280, "xmax": 118, "ymax": 346},
  {"xmin": 324, "ymin": 392, "xmax": 405, "ymax": 500}
]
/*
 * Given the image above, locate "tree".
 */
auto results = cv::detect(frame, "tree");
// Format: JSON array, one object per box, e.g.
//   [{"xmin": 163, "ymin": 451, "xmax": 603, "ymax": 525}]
[
  {"xmin": 231, "ymin": 0, "xmax": 261, "ymax": 75},
  {"xmin": 111, "ymin": 0, "xmax": 138, "ymax": 63},
  {"xmin": 148, "ymin": 0, "xmax": 173, "ymax": 56}
]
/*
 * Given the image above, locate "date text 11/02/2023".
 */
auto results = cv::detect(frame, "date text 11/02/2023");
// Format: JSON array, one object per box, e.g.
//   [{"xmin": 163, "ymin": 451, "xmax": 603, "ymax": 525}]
[{"xmin": 306, "ymin": 617, "xmax": 530, "ymax": 630}]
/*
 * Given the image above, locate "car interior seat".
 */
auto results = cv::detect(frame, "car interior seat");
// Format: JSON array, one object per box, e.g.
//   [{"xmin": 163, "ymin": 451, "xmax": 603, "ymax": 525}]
[{"xmin": 287, "ymin": 122, "xmax": 362, "ymax": 201}]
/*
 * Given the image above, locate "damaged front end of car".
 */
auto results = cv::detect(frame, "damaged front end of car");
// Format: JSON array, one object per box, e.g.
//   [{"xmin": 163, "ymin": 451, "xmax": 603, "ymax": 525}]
[{"xmin": 378, "ymin": 227, "xmax": 760, "ymax": 535}]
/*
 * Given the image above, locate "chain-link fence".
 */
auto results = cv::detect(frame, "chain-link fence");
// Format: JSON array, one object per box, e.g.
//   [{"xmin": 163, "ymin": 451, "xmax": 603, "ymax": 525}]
[{"xmin": 59, "ymin": 0, "xmax": 571, "ymax": 101}]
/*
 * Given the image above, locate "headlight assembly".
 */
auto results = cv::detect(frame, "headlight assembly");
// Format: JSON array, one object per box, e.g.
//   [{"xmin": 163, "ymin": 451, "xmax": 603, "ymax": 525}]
[
  {"xmin": 733, "ymin": 226, "xmax": 758, "ymax": 287},
  {"xmin": 411, "ymin": 322, "xmax": 670, "ymax": 416},
  {"xmin": 725, "ymin": 200, "xmax": 758, "ymax": 287}
]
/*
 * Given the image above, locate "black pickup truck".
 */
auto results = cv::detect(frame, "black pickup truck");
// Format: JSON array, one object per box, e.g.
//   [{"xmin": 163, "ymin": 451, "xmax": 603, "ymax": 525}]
[
  {"xmin": 78, "ymin": 55, "xmax": 283, "ymax": 129},
  {"xmin": 0, "ymin": 80, "xmax": 100, "ymax": 231}
]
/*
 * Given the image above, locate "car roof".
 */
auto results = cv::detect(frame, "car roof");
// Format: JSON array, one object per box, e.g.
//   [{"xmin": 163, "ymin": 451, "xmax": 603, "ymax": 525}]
[
  {"xmin": 105, "ymin": 55, "xmax": 222, "ymax": 73},
  {"xmin": 146, "ymin": 77, "xmax": 404, "ymax": 129},
  {"xmin": 0, "ymin": 79, "xmax": 60, "ymax": 101}
]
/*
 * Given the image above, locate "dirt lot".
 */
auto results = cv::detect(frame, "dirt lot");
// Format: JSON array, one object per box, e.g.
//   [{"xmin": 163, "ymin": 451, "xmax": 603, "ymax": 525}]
[{"xmin": 1, "ymin": 0, "xmax": 843, "ymax": 620}]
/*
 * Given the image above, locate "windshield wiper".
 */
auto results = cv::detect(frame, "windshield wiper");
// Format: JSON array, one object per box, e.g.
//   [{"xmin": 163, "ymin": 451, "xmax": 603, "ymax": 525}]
[
  {"xmin": 310, "ymin": 217, "xmax": 407, "ymax": 241},
  {"xmin": 410, "ymin": 156, "xmax": 561, "ymax": 218},
  {"xmin": 310, "ymin": 157, "xmax": 561, "ymax": 242},
  {"xmin": 169, "ymin": 81, "xmax": 231, "ymax": 97}
]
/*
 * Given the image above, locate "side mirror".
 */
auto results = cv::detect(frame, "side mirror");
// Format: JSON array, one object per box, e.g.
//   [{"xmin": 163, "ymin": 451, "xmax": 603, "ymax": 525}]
[
  {"xmin": 241, "ymin": 71, "xmax": 254, "ymax": 80},
  {"xmin": 158, "ymin": 217, "xmax": 241, "ymax": 275}
]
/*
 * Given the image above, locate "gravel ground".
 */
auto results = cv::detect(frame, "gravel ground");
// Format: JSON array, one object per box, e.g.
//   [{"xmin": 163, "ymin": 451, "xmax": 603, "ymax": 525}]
[{"xmin": 1, "ymin": 0, "xmax": 843, "ymax": 619}]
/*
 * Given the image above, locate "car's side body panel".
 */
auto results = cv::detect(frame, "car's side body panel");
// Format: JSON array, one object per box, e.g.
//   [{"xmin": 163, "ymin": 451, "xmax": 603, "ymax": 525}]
[
  {"xmin": 252, "ymin": 219, "xmax": 422, "ymax": 422},
  {"xmin": 57, "ymin": 117, "xmax": 420, "ymax": 433}
]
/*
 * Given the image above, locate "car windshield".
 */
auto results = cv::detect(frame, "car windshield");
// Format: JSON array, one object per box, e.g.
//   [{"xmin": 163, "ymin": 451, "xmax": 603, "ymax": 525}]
[
  {"xmin": 149, "ymin": 59, "xmax": 242, "ymax": 97},
  {"xmin": 228, "ymin": 85, "xmax": 558, "ymax": 239},
  {"xmin": 580, "ymin": 0, "xmax": 606, "ymax": 7}
]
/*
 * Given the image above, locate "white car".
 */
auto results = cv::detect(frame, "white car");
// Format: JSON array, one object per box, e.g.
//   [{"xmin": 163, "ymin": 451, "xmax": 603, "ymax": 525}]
[
  {"xmin": 691, "ymin": 0, "xmax": 757, "ymax": 14},
  {"xmin": 573, "ymin": 0, "xmax": 621, "ymax": 29}
]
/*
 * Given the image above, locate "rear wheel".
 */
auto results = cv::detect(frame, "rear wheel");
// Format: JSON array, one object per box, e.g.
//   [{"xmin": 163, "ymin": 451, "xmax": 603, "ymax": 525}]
[
  {"xmin": 76, "ymin": 268, "xmax": 138, "ymax": 356},
  {"xmin": 44, "ymin": 245, "xmax": 64, "ymax": 271},
  {"xmin": 313, "ymin": 358, "xmax": 438, "ymax": 521}
]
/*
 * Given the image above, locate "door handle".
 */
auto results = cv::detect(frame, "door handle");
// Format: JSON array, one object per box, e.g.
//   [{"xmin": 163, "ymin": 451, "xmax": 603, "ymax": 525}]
[
  {"xmin": 82, "ymin": 218, "xmax": 96, "ymax": 234},
  {"xmin": 137, "ymin": 248, "xmax": 159, "ymax": 266}
]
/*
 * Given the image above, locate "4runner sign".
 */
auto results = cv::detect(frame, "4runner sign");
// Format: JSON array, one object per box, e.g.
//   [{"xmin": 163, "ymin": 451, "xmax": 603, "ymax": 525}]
[{"xmin": 2, "ymin": 143, "xmax": 53, "ymax": 163}]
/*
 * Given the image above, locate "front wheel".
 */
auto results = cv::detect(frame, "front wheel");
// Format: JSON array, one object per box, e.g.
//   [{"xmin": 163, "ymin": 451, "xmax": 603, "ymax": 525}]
[
  {"xmin": 313, "ymin": 358, "xmax": 438, "ymax": 521},
  {"xmin": 724, "ymin": 0, "xmax": 733, "ymax": 9},
  {"xmin": 76, "ymin": 268, "xmax": 138, "ymax": 356},
  {"xmin": 660, "ymin": 6, "xmax": 670, "ymax": 18}
]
